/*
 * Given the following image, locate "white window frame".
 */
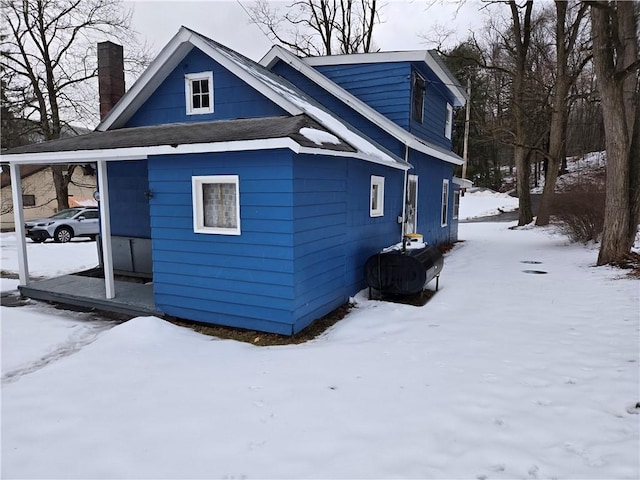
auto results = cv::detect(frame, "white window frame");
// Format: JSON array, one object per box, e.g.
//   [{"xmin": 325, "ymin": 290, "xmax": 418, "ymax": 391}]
[
  {"xmin": 370, "ymin": 175, "xmax": 385, "ymax": 217},
  {"xmin": 452, "ymin": 189, "xmax": 460, "ymax": 220},
  {"xmin": 445, "ymin": 103, "xmax": 453, "ymax": 140},
  {"xmin": 441, "ymin": 179, "xmax": 449, "ymax": 227},
  {"xmin": 192, "ymin": 175, "xmax": 241, "ymax": 235},
  {"xmin": 185, "ymin": 72, "xmax": 214, "ymax": 115}
]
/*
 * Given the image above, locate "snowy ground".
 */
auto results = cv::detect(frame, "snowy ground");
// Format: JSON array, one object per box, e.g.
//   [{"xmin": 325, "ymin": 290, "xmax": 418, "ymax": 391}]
[{"xmin": 1, "ymin": 194, "xmax": 639, "ymax": 479}]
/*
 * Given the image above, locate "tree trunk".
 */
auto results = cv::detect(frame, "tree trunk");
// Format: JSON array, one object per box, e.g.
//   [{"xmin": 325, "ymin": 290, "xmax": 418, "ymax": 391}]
[{"xmin": 590, "ymin": 1, "xmax": 639, "ymax": 265}]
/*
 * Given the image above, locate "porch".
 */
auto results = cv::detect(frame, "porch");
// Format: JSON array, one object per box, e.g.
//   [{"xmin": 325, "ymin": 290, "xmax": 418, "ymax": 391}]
[{"xmin": 19, "ymin": 273, "xmax": 161, "ymax": 318}]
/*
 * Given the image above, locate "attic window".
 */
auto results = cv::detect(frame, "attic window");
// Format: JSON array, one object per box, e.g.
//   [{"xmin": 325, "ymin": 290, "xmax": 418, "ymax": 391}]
[
  {"xmin": 192, "ymin": 175, "xmax": 240, "ymax": 235},
  {"xmin": 185, "ymin": 72, "xmax": 214, "ymax": 115},
  {"xmin": 411, "ymin": 71, "xmax": 426, "ymax": 123},
  {"xmin": 370, "ymin": 175, "xmax": 385, "ymax": 217},
  {"xmin": 445, "ymin": 103, "xmax": 453, "ymax": 140}
]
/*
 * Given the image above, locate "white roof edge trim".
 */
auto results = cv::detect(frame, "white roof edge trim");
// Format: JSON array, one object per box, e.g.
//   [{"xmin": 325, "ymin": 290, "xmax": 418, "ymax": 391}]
[
  {"xmin": 301, "ymin": 50, "xmax": 466, "ymax": 106},
  {"xmin": 453, "ymin": 176, "xmax": 474, "ymax": 188},
  {"xmin": 298, "ymin": 146, "xmax": 411, "ymax": 171},
  {"xmin": 260, "ymin": 46, "xmax": 464, "ymax": 165},
  {"xmin": 98, "ymin": 27, "xmax": 304, "ymax": 132},
  {"xmin": 2, "ymin": 138, "xmax": 303, "ymax": 165},
  {"xmin": 187, "ymin": 34, "xmax": 303, "ymax": 117},
  {"xmin": 97, "ymin": 28, "xmax": 194, "ymax": 131}
]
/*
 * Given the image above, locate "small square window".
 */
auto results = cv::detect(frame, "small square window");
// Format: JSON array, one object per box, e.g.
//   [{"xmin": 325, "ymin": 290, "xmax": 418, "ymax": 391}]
[
  {"xmin": 370, "ymin": 175, "xmax": 385, "ymax": 217},
  {"xmin": 441, "ymin": 179, "xmax": 449, "ymax": 227},
  {"xmin": 445, "ymin": 103, "xmax": 453, "ymax": 140},
  {"xmin": 185, "ymin": 72, "xmax": 214, "ymax": 115},
  {"xmin": 22, "ymin": 194, "xmax": 35, "ymax": 207},
  {"xmin": 192, "ymin": 175, "xmax": 240, "ymax": 235}
]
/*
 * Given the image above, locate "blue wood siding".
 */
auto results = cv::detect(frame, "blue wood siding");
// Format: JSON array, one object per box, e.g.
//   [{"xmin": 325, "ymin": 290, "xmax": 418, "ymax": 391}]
[
  {"xmin": 270, "ymin": 61, "xmax": 405, "ymax": 157},
  {"xmin": 409, "ymin": 64, "xmax": 456, "ymax": 150},
  {"xmin": 344, "ymin": 159, "xmax": 405, "ymax": 295},
  {"xmin": 408, "ymin": 150, "xmax": 456, "ymax": 245},
  {"xmin": 107, "ymin": 160, "xmax": 151, "ymax": 238},
  {"xmin": 147, "ymin": 150, "xmax": 298, "ymax": 335},
  {"xmin": 314, "ymin": 63, "xmax": 412, "ymax": 130},
  {"xmin": 125, "ymin": 48, "xmax": 287, "ymax": 127}
]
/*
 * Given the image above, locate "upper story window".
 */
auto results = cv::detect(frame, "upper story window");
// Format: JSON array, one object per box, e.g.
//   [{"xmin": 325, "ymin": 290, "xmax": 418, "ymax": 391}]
[
  {"xmin": 445, "ymin": 103, "xmax": 453, "ymax": 139},
  {"xmin": 370, "ymin": 175, "xmax": 385, "ymax": 217},
  {"xmin": 411, "ymin": 71, "xmax": 426, "ymax": 123},
  {"xmin": 185, "ymin": 72, "xmax": 214, "ymax": 115}
]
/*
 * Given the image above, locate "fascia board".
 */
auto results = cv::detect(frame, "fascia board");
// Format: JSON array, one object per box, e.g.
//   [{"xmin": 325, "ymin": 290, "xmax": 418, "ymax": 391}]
[
  {"xmin": 97, "ymin": 28, "xmax": 195, "ymax": 131},
  {"xmin": 298, "ymin": 146, "xmax": 411, "ymax": 171},
  {"xmin": 303, "ymin": 50, "xmax": 467, "ymax": 106},
  {"xmin": 261, "ymin": 47, "xmax": 463, "ymax": 166},
  {"xmin": 188, "ymin": 35, "xmax": 303, "ymax": 116},
  {"xmin": 98, "ymin": 28, "xmax": 303, "ymax": 132}
]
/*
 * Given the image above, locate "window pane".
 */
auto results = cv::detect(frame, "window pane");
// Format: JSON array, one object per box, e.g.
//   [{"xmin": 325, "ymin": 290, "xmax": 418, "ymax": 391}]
[
  {"xmin": 192, "ymin": 81, "xmax": 201, "ymax": 94},
  {"xmin": 202, "ymin": 183, "xmax": 237, "ymax": 229},
  {"xmin": 193, "ymin": 95, "xmax": 201, "ymax": 109},
  {"xmin": 371, "ymin": 184, "xmax": 379, "ymax": 210},
  {"xmin": 201, "ymin": 95, "xmax": 209, "ymax": 108},
  {"xmin": 200, "ymin": 80, "xmax": 209, "ymax": 93}
]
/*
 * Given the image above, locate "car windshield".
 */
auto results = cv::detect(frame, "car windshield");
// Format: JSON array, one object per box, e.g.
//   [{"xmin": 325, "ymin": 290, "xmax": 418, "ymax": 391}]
[{"xmin": 49, "ymin": 209, "xmax": 82, "ymax": 219}]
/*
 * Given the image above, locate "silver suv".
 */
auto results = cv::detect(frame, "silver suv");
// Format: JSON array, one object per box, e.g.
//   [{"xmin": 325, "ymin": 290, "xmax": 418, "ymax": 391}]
[{"xmin": 25, "ymin": 207, "xmax": 99, "ymax": 243}]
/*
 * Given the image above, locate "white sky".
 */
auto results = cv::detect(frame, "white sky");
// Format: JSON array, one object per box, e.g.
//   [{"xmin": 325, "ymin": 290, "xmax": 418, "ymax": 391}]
[{"xmin": 124, "ymin": 0, "xmax": 489, "ymax": 60}]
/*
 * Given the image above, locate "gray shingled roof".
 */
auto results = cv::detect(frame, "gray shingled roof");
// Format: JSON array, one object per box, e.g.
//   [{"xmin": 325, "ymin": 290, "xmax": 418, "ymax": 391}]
[{"xmin": 2, "ymin": 115, "xmax": 356, "ymax": 155}]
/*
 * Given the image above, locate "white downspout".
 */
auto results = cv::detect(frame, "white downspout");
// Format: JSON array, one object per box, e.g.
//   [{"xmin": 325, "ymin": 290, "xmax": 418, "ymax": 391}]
[
  {"xmin": 9, "ymin": 163, "xmax": 29, "ymax": 285},
  {"xmin": 96, "ymin": 160, "xmax": 115, "ymax": 299},
  {"xmin": 401, "ymin": 145, "xmax": 409, "ymax": 240}
]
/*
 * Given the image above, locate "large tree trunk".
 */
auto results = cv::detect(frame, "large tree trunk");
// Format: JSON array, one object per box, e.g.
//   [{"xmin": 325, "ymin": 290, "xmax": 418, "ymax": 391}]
[
  {"xmin": 515, "ymin": 144, "xmax": 534, "ymax": 225},
  {"xmin": 590, "ymin": 1, "xmax": 639, "ymax": 265}
]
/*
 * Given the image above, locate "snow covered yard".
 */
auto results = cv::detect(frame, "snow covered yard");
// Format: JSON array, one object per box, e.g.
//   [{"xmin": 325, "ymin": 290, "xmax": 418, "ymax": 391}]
[{"xmin": 1, "ymin": 219, "xmax": 638, "ymax": 479}]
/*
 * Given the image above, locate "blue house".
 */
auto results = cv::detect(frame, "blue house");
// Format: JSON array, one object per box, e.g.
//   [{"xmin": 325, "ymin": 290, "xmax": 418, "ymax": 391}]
[{"xmin": 5, "ymin": 27, "xmax": 467, "ymax": 335}]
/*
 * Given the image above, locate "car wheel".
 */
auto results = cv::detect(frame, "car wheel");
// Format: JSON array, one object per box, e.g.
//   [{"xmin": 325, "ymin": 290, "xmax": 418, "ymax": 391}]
[{"xmin": 54, "ymin": 226, "xmax": 73, "ymax": 243}]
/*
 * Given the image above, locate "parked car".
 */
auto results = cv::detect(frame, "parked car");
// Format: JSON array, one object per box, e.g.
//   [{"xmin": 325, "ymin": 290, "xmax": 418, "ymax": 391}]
[{"xmin": 25, "ymin": 207, "xmax": 99, "ymax": 243}]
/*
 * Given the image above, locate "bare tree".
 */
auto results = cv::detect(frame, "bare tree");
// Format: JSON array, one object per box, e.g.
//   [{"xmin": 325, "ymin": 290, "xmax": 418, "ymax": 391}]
[
  {"xmin": 536, "ymin": 0, "xmax": 590, "ymax": 226},
  {"xmin": 249, "ymin": 0, "xmax": 382, "ymax": 56},
  {"xmin": 1, "ymin": 0, "xmax": 148, "ymax": 211},
  {"xmin": 588, "ymin": 0, "xmax": 640, "ymax": 265}
]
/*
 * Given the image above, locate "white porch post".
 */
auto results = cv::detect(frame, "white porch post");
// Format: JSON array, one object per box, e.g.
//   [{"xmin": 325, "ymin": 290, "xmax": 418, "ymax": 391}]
[
  {"xmin": 97, "ymin": 160, "xmax": 115, "ymax": 299},
  {"xmin": 9, "ymin": 163, "xmax": 29, "ymax": 285}
]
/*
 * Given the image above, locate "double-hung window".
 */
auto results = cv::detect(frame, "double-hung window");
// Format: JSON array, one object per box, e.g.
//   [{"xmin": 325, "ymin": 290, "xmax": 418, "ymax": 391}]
[
  {"xmin": 441, "ymin": 179, "xmax": 449, "ymax": 227},
  {"xmin": 192, "ymin": 175, "xmax": 240, "ymax": 235},
  {"xmin": 185, "ymin": 72, "xmax": 214, "ymax": 115},
  {"xmin": 370, "ymin": 175, "xmax": 385, "ymax": 217},
  {"xmin": 445, "ymin": 103, "xmax": 453, "ymax": 140}
]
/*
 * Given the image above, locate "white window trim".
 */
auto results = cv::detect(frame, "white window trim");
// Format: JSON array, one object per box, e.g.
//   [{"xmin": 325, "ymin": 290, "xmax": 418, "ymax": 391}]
[
  {"xmin": 192, "ymin": 175, "xmax": 241, "ymax": 235},
  {"xmin": 370, "ymin": 175, "xmax": 385, "ymax": 217},
  {"xmin": 452, "ymin": 189, "xmax": 460, "ymax": 220},
  {"xmin": 441, "ymin": 178, "xmax": 449, "ymax": 227},
  {"xmin": 185, "ymin": 71, "xmax": 214, "ymax": 115},
  {"xmin": 445, "ymin": 103, "xmax": 453, "ymax": 140}
]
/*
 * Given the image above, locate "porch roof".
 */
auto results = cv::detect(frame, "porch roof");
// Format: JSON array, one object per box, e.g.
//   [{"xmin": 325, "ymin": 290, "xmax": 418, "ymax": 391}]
[{"xmin": 2, "ymin": 115, "xmax": 355, "ymax": 156}]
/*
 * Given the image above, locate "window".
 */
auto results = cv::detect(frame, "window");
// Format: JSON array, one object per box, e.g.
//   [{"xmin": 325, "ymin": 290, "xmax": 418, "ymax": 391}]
[
  {"xmin": 445, "ymin": 103, "xmax": 453, "ymax": 140},
  {"xmin": 441, "ymin": 179, "xmax": 449, "ymax": 227},
  {"xmin": 82, "ymin": 210, "xmax": 99, "ymax": 220},
  {"xmin": 22, "ymin": 194, "xmax": 35, "ymax": 207},
  {"xmin": 185, "ymin": 72, "xmax": 214, "ymax": 115},
  {"xmin": 452, "ymin": 190, "xmax": 460, "ymax": 220},
  {"xmin": 370, "ymin": 175, "xmax": 385, "ymax": 217},
  {"xmin": 192, "ymin": 175, "xmax": 240, "ymax": 235},
  {"xmin": 411, "ymin": 71, "xmax": 426, "ymax": 123}
]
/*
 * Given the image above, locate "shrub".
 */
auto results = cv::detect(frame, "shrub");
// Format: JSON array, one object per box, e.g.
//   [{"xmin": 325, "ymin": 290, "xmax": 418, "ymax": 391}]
[{"xmin": 550, "ymin": 183, "xmax": 605, "ymax": 243}]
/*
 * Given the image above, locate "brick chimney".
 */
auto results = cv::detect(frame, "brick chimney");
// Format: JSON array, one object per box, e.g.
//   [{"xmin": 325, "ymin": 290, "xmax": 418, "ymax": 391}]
[{"xmin": 97, "ymin": 41, "xmax": 125, "ymax": 120}]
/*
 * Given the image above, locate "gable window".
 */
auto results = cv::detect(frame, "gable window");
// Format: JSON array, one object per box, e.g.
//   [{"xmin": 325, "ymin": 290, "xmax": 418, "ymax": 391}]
[
  {"xmin": 411, "ymin": 71, "xmax": 426, "ymax": 123},
  {"xmin": 185, "ymin": 72, "xmax": 214, "ymax": 115},
  {"xmin": 445, "ymin": 103, "xmax": 453, "ymax": 140},
  {"xmin": 192, "ymin": 175, "xmax": 240, "ymax": 235},
  {"xmin": 370, "ymin": 175, "xmax": 385, "ymax": 217},
  {"xmin": 441, "ymin": 179, "xmax": 449, "ymax": 227}
]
